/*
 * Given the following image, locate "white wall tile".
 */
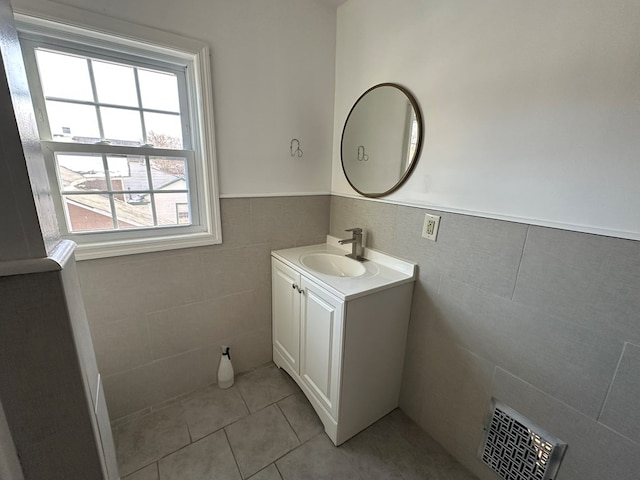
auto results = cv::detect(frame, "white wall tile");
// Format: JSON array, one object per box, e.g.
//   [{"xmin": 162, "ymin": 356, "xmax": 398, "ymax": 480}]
[
  {"xmin": 432, "ymin": 276, "xmax": 623, "ymax": 418},
  {"xmin": 599, "ymin": 342, "xmax": 640, "ymax": 444},
  {"xmin": 103, "ymin": 346, "xmax": 217, "ymax": 419},
  {"xmin": 82, "ymin": 195, "xmax": 330, "ymax": 419},
  {"xmin": 513, "ymin": 226, "xmax": 640, "ymax": 343},
  {"xmin": 91, "ymin": 317, "xmax": 153, "ymax": 376},
  {"xmin": 79, "ymin": 252, "xmax": 205, "ymax": 325},
  {"xmin": 492, "ymin": 367, "xmax": 640, "ymax": 480},
  {"xmin": 334, "ymin": 197, "xmax": 640, "ymax": 479},
  {"xmin": 147, "ymin": 291, "xmax": 255, "ymax": 360}
]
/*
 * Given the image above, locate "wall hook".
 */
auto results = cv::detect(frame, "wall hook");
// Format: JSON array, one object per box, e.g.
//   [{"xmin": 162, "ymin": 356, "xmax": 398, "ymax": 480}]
[
  {"xmin": 290, "ymin": 138, "xmax": 303, "ymax": 157},
  {"xmin": 357, "ymin": 145, "xmax": 369, "ymax": 161}
]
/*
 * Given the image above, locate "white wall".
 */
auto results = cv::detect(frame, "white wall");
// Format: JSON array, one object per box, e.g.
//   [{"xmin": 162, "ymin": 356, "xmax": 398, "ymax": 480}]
[
  {"xmin": 14, "ymin": 0, "xmax": 337, "ymax": 197},
  {"xmin": 333, "ymin": 0, "xmax": 640, "ymax": 241}
]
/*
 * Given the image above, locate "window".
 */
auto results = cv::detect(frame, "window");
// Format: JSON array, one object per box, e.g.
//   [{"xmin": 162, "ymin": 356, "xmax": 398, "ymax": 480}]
[{"xmin": 16, "ymin": 12, "xmax": 221, "ymax": 259}]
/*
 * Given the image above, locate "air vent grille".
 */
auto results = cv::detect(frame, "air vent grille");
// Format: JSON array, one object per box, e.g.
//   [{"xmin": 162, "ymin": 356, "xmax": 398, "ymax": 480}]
[{"xmin": 479, "ymin": 400, "xmax": 567, "ymax": 480}]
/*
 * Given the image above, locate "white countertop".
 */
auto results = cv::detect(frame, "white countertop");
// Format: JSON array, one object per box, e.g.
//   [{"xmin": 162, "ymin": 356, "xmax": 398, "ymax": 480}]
[{"xmin": 271, "ymin": 236, "xmax": 417, "ymax": 301}]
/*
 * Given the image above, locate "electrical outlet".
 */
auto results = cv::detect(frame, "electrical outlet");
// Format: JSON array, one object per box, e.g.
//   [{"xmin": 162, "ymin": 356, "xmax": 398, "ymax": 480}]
[{"xmin": 422, "ymin": 213, "xmax": 440, "ymax": 241}]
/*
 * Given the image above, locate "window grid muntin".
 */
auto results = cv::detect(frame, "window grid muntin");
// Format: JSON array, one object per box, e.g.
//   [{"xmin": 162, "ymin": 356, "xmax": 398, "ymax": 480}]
[
  {"xmin": 16, "ymin": 14, "xmax": 221, "ymax": 258},
  {"xmin": 34, "ymin": 46, "xmax": 185, "ymax": 148},
  {"xmin": 21, "ymin": 34, "xmax": 191, "ymax": 145},
  {"xmin": 55, "ymin": 150, "xmax": 191, "ymax": 233},
  {"xmin": 85, "ymin": 53, "xmax": 105, "ymax": 141},
  {"xmin": 44, "ymin": 141, "xmax": 198, "ymax": 238}
]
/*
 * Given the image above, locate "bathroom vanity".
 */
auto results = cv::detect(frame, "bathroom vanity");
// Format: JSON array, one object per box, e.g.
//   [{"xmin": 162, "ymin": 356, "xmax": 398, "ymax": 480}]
[{"xmin": 271, "ymin": 237, "xmax": 416, "ymax": 445}]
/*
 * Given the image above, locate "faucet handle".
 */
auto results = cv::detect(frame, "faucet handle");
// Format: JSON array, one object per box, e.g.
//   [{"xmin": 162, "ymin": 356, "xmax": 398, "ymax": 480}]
[{"xmin": 345, "ymin": 227, "xmax": 362, "ymax": 234}]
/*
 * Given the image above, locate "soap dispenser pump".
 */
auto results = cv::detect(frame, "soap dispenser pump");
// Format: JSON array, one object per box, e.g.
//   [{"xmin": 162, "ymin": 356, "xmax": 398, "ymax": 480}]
[{"xmin": 217, "ymin": 346, "xmax": 234, "ymax": 389}]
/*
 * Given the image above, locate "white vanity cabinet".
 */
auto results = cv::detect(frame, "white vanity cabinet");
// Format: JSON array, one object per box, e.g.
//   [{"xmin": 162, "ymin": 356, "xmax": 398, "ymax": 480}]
[
  {"xmin": 271, "ymin": 242, "xmax": 415, "ymax": 446},
  {"xmin": 298, "ymin": 275, "xmax": 344, "ymax": 420},
  {"xmin": 272, "ymin": 260, "xmax": 301, "ymax": 374},
  {"xmin": 272, "ymin": 260, "xmax": 344, "ymax": 419}
]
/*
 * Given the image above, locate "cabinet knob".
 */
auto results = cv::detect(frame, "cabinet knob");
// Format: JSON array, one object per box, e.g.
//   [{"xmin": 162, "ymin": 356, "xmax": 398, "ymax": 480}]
[{"xmin": 292, "ymin": 283, "xmax": 297, "ymax": 290}]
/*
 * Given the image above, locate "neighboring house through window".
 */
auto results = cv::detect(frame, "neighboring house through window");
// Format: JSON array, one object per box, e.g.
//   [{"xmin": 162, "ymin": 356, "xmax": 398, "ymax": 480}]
[{"xmin": 15, "ymin": 9, "xmax": 221, "ymax": 259}]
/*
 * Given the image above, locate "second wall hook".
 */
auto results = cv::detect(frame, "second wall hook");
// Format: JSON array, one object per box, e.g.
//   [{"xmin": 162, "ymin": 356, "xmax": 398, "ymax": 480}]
[{"xmin": 290, "ymin": 138, "xmax": 303, "ymax": 158}]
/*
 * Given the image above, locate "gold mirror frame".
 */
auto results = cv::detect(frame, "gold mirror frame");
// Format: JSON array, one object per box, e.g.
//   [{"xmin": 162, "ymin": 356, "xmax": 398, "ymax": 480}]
[{"xmin": 340, "ymin": 83, "xmax": 423, "ymax": 198}]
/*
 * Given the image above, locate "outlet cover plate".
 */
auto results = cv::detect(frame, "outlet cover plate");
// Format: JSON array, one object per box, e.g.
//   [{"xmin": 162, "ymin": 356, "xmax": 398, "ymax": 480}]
[{"xmin": 422, "ymin": 213, "xmax": 440, "ymax": 241}]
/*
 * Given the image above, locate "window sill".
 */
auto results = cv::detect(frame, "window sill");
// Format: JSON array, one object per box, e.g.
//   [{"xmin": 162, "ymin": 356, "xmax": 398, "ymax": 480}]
[{"xmin": 73, "ymin": 231, "xmax": 221, "ymax": 260}]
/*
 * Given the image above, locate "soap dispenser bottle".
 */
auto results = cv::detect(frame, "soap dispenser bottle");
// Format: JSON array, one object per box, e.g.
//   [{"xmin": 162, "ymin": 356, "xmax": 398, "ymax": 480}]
[{"xmin": 217, "ymin": 346, "xmax": 234, "ymax": 389}]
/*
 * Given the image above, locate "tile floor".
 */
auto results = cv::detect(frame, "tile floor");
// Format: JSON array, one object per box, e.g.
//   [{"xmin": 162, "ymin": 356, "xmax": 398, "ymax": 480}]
[{"xmin": 113, "ymin": 363, "xmax": 478, "ymax": 480}]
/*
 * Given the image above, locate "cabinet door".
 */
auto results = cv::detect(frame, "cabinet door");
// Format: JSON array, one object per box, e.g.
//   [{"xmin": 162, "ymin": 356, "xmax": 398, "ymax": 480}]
[
  {"xmin": 272, "ymin": 259, "xmax": 301, "ymax": 373},
  {"xmin": 299, "ymin": 277, "xmax": 344, "ymax": 419}
]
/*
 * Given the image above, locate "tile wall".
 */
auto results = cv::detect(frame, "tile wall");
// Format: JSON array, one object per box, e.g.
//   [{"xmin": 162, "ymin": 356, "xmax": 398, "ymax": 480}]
[
  {"xmin": 330, "ymin": 195, "xmax": 640, "ymax": 480},
  {"xmin": 78, "ymin": 196, "xmax": 330, "ymax": 419},
  {"xmin": 78, "ymin": 192, "xmax": 640, "ymax": 479},
  {"xmin": 0, "ymin": 269, "xmax": 107, "ymax": 478}
]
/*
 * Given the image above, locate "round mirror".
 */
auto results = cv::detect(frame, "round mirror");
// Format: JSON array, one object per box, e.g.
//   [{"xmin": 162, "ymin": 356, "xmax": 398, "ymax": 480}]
[{"xmin": 341, "ymin": 83, "xmax": 423, "ymax": 197}]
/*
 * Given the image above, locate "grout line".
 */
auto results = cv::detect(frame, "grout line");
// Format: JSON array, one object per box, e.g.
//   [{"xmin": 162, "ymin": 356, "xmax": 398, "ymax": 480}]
[
  {"xmin": 274, "ymin": 461, "xmax": 285, "ymax": 480},
  {"xmin": 510, "ymin": 225, "xmax": 530, "ymax": 301},
  {"xmin": 275, "ymin": 401, "xmax": 302, "ymax": 445},
  {"xmin": 223, "ymin": 427, "xmax": 244, "ymax": 479},
  {"xmin": 120, "ymin": 462, "xmax": 157, "ymax": 479},
  {"xmin": 185, "ymin": 410, "xmax": 195, "ymax": 444},
  {"xmin": 597, "ymin": 342, "xmax": 628, "ymax": 421},
  {"xmin": 144, "ymin": 311, "xmax": 155, "ymax": 364},
  {"xmin": 234, "ymin": 380, "xmax": 253, "ymax": 414}
]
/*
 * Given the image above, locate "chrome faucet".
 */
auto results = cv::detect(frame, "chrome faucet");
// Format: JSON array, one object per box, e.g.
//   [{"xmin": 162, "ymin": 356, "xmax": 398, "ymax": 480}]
[{"xmin": 338, "ymin": 227, "xmax": 365, "ymax": 261}]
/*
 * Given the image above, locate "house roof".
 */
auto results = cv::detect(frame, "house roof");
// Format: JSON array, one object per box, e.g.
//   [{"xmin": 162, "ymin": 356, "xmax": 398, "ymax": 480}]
[{"xmin": 59, "ymin": 167, "xmax": 155, "ymax": 227}]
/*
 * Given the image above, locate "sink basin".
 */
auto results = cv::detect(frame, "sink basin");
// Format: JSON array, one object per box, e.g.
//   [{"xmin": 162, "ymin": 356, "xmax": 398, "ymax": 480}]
[{"xmin": 300, "ymin": 253, "xmax": 366, "ymax": 277}]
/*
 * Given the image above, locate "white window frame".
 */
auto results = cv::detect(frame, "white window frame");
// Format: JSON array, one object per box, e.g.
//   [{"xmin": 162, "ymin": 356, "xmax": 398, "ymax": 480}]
[{"xmin": 14, "ymin": 8, "xmax": 221, "ymax": 260}]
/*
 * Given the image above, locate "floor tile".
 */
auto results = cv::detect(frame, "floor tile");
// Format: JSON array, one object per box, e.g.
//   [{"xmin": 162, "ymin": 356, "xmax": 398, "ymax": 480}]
[
  {"xmin": 122, "ymin": 463, "xmax": 158, "ymax": 480},
  {"xmin": 385, "ymin": 409, "xmax": 480, "ymax": 479},
  {"xmin": 226, "ymin": 404, "xmax": 300, "ymax": 478},
  {"xmin": 348, "ymin": 411, "xmax": 477, "ymax": 480},
  {"xmin": 112, "ymin": 365, "xmax": 478, "ymax": 480},
  {"xmin": 182, "ymin": 384, "xmax": 249, "ymax": 440},
  {"xmin": 276, "ymin": 434, "xmax": 363, "ymax": 480},
  {"xmin": 158, "ymin": 430, "xmax": 241, "ymax": 480},
  {"xmin": 236, "ymin": 364, "xmax": 298, "ymax": 412},
  {"xmin": 247, "ymin": 464, "xmax": 283, "ymax": 480},
  {"xmin": 339, "ymin": 421, "xmax": 405, "ymax": 480},
  {"xmin": 115, "ymin": 404, "xmax": 190, "ymax": 476},
  {"xmin": 277, "ymin": 392, "xmax": 324, "ymax": 442}
]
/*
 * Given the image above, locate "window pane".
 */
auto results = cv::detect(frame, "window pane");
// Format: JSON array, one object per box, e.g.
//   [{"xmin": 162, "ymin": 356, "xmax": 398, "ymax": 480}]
[
  {"xmin": 138, "ymin": 69, "xmax": 180, "ymax": 112},
  {"xmin": 100, "ymin": 107, "xmax": 143, "ymax": 145},
  {"xmin": 155, "ymin": 192, "xmax": 190, "ymax": 226},
  {"xmin": 114, "ymin": 199, "xmax": 154, "ymax": 229},
  {"xmin": 110, "ymin": 156, "xmax": 150, "ymax": 191},
  {"xmin": 149, "ymin": 157, "xmax": 187, "ymax": 189},
  {"xmin": 104, "ymin": 155, "xmax": 133, "ymax": 192},
  {"xmin": 145, "ymin": 112, "xmax": 183, "ymax": 149},
  {"xmin": 35, "ymin": 49, "xmax": 93, "ymax": 101},
  {"xmin": 93, "ymin": 60, "xmax": 138, "ymax": 107},
  {"xmin": 46, "ymin": 101, "xmax": 100, "ymax": 141},
  {"xmin": 176, "ymin": 203, "xmax": 191, "ymax": 225},
  {"xmin": 63, "ymin": 194, "xmax": 114, "ymax": 232},
  {"xmin": 56, "ymin": 153, "xmax": 106, "ymax": 191}
]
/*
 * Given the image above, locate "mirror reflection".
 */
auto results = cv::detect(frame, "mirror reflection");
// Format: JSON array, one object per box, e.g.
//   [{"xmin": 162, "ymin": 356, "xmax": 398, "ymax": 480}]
[{"xmin": 341, "ymin": 83, "xmax": 423, "ymax": 197}]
